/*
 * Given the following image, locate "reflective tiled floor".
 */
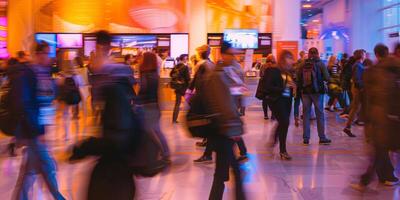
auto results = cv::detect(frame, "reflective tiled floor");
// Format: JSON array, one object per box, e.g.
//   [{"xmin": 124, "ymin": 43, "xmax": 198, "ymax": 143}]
[{"xmin": 0, "ymin": 108, "xmax": 399, "ymax": 200}]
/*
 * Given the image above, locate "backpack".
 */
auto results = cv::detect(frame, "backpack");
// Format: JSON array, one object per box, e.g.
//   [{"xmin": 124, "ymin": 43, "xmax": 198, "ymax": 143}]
[
  {"xmin": 59, "ymin": 76, "xmax": 81, "ymax": 105},
  {"xmin": 0, "ymin": 76, "xmax": 15, "ymax": 136},
  {"xmin": 170, "ymin": 65, "xmax": 185, "ymax": 90},
  {"xmin": 302, "ymin": 59, "xmax": 325, "ymax": 94}
]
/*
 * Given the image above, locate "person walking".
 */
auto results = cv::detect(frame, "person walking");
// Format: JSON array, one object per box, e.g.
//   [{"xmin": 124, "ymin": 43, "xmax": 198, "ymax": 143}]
[
  {"xmin": 297, "ymin": 48, "xmax": 331, "ymax": 145},
  {"xmin": 351, "ymin": 44, "xmax": 400, "ymax": 190},
  {"xmin": 198, "ymin": 41, "xmax": 246, "ymax": 200},
  {"xmin": 325, "ymin": 55, "xmax": 347, "ymax": 112},
  {"xmin": 138, "ymin": 51, "xmax": 171, "ymax": 163},
  {"xmin": 258, "ymin": 54, "xmax": 276, "ymax": 120},
  {"xmin": 170, "ymin": 54, "xmax": 190, "ymax": 123},
  {"xmin": 293, "ymin": 51, "xmax": 306, "ymax": 126},
  {"xmin": 11, "ymin": 41, "xmax": 65, "ymax": 200},
  {"xmin": 262, "ymin": 50, "xmax": 296, "ymax": 160},
  {"xmin": 342, "ymin": 49, "xmax": 367, "ymax": 137}
]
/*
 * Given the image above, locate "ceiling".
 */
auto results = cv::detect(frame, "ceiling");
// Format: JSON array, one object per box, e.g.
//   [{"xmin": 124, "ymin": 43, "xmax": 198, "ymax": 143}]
[{"xmin": 300, "ymin": 0, "xmax": 332, "ymax": 24}]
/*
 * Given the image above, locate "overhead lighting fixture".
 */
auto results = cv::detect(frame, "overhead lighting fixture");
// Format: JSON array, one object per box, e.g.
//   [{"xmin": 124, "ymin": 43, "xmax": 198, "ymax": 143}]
[
  {"xmin": 303, "ymin": 4, "xmax": 312, "ymax": 8},
  {"xmin": 312, "ymin": 19, "xmax": 319, "ymax": 23}
]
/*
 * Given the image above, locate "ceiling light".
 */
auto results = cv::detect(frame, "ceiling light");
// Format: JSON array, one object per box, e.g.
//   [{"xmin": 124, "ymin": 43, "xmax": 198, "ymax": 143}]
[{"xmin": 303, "ymin": 4, "xmax": 312, "ymax": 8}]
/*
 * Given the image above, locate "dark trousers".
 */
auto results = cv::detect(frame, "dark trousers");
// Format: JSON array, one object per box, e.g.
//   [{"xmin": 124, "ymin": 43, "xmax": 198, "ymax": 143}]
[
  {"xmin": 88, "ymin": 156, "xmax": 135, "ymax": 200},
  {"xmin": 204, "ymin": 137, "xmax": 247, "ymax": 157},
  {"xmin": 209, "ymin": 135, "xmax": 246, "ymax": 200},
  {"xmin": 360, "ymin": 145, "xmax": 396, "ymax": 185},
  {"xmin": 327, "ymin": 92, "xmax": 347, "ymax": 109},
  {"xmin": 262, "ymin": 99, "xmax": 269, "ymax": 118},
  {"xmin": 173, "ymin": 93, "xmax": 183, "ymax": 122},
  {"xmin": 268, "ymin": 97, "xmax": 292, "ymax": 153}
]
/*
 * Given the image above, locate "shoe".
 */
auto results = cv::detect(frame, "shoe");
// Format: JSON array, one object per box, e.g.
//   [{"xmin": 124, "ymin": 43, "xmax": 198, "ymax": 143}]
[
  {"xmin": 319, "ymin": 139, "xmax": 332, "ymax": 145},
  {"xmin": 383, "ymin": 177, "xmax": 399, "ymax": 186},
  {"xmin": 339, "ymin": 113, "xmax": 349, "ymax": 119},
  {"xmin": 237, "ymin": 155, "xmax": 249, "ymax": 163},
  {"xmin": 162, "ymin": 157, "xmax": 172, "ymax": 165},
  {"xmin": 7, "ymin": 143, "xmax": 16, "ymax": 157},
  {"xmin": 303, "ymin": 139, "xmax": 310, "ymax": 146},
  {"xmin": 172, "ymin": 121, "xmax": 179, "ymax": 124},
  {"xmin": 195, "ymin": 141, "xmax": 207, "ymax": 147},
  {"xmin": 264, "ymin": 116, "xmax": 269, "ymax": 120},
  {"xmin": 279, "ymin": 152, "xmax": 292, "ymax": 160},
  {"xmin": 193, "ymin": 156, "xmax": 213, "ymax": 164},
  {"xmin": 343, "ymin": 128, "xmax": 356, "ymax": 137},
  {"xmin": 325, "ymin": 107, "xmax": 334, "ymax": 112},
  {"xmin": 355, "ymin": 120, "xmax": 365, "ymax": 126},
  {"xmin": 350, "ymin": 183, "xmax": 367, "ymax": 192}
]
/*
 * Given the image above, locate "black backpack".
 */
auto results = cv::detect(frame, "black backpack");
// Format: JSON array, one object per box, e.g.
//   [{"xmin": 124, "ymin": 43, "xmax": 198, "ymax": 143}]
[
  {"xmin": 0, "ymin": 77, "xmax": 15, "ymax": 136},
  {"xmin": 59, "ymin": 76, "xmax": 81, "ymax": 105},
  {"xmin": 170, "ymin": 65, "xmax": 184, "ymax": 90}
]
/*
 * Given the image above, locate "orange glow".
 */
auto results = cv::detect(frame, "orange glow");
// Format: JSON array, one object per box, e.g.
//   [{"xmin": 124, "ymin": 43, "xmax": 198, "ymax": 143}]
[{"xmin": 302, "ymin": 4, "xmax": 312, "ymax": 8}]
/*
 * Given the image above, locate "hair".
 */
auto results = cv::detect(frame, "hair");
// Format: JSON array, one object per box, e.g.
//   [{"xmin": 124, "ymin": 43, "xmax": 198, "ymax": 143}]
[
  {"xmin": 353, "ymin": 49, "xmax": 366, "ymax": 60},
  {"xmin": 140, "ymin": 52, "xmax": 158, "ymax": 72},
  {"xmin": 124, "ymin": 54, "xmax": 133, "ymax": 63},
  {"xmin": 278, "ymin": 50, "xmax": 294, "ymax": 66},
  {"xmin": 265, "ymin": 54, "xmax": 276, "ymax": 64},
  {"xmin": 74, "ymin": 56, "xmax": 84, "ymax": 68},
  {"xmin": 363, "ymin": 58, "xmax": 373, "ymax": 67},
  {"xmin": 35, "ymin": 41, "xmax": 49, "ymax": 53},
  {"xmin": 95, "ymin": 30, "xmax": 112, "ymax": 46},
  {"xmin": 342, "ymin": 53, "xmax": 349, "ymax": 59},
  {"xmin": 299, "ymin": 51, "xmax": 306, "ymax": 56},
  {"xmin": 308, "ymin": 47, "xmax": 319, "ymax": 59},
  {"xmin": 374, "ymin": 44, "xmax": 389, "ymax": 58},
  {"xmin": 17, "ymin": 51, "xmax": 26, "ymax": 59},
  {"xmin": 327, "ymin": 55, "xmax": 337, "ymax": 67},
  {"xmin": 221, "ymin": 41, "xmax": 233, "ymax": 54}
]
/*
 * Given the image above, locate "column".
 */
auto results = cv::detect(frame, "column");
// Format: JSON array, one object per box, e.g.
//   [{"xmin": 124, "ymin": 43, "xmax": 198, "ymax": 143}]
[{"xmin": 187, "ymin": 0, "xmax": 207, "ymax": 56}]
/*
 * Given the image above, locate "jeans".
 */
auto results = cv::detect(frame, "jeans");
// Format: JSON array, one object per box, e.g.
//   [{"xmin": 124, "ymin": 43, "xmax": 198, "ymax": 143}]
[
  {"xmin": 141, "ymin": 103, "xmax": 170, "ymax": 158},
  {"xmin": 269, "ymin": 97, "xmax": 292, "ymax": 153},
  {"xmin": 172, "ymin": 93, "xmax": 183, "ymax": 122},
  {"xmin": 209, "ymin": 135, "xmax": 246, "ymax": 200},
  {"xmin": 293, "ymin": 95, "xmax": 301, "ymax": 119},
  {"xmin": 12, "ymin": 139, "xmax": 65, "ymax": 200},
  {"xmin": 302, "ymin": 94, "xmax": 328, "ymax": 140},
  {"xmin": 87, "ymin": 156, "xmax": 135, "ymax": 200}
]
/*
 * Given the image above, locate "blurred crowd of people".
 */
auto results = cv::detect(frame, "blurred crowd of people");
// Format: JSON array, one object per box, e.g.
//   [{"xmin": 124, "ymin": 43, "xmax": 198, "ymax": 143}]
[{"xmin": 0, "ymin": 29, "xmax": 399, "ymax": 200}]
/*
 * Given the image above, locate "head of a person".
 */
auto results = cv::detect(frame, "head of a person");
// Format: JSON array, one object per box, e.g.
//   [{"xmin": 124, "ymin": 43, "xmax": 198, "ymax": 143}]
[
  {"xmin": 394, "ymin": 43, "xmax": 400, "ymax": 58},
  {"xmin": 74, "ymin": 56, "xmax": 84, "ymax": 68},
  {"xmin": 299, "ymin": 51, "xmax": 306, "ymax": 59},
  {"xmin": 124, "ymin": 54, "xmax": 134, "ymax": 65},
  {"xmin": 278, "ymin": 50, "xmax": 294, "ymax": 71},
  {"xmin": 196, "ymin": 44, "xmax": 210, "ymax": 60},
  {"xmin": 221, "ymin": 41, "xmax": 236, "ymax": 64},
  {"xmin": 34, "ymin": 41, "xmax": 51, "ymax": 66},
  {"xmin": 16, "ymin": 51, "xmax": 29, "ymax": 63},
  {"xmin": 363, "ymin": 58, "xmax": 373, "ymax": 67},
  {"xmin": 308, "ymin": 47, "xmax": 319, "ymax": 59},
  {"xmin": 179, "ymin": 54, "xmax": 188, "ymax": 64},
  {"xmin": 159, "ymin": 49, "xmax": 169, "ymax": 59},
  {"xmin": 95, "ymin": 30, "xmax": 112, "ymax": 56},
  {"xmin": 265, "ymin": 54, "xmax": 276, "ymax": 65},
  {"xmin": 342, "ymin": 53, "xmax": 349, "ymax": 60},
  {"xmin": 327, "ymin": 55, "xmax": 337, "ymax": 67},
  {"xmin": 140, "ymin": 52, "xmax": 158, "ymax": 72},
  {"xmin": 353, "ymin": 49, "xmax": 366, "ymax": 63},
  {"xmin": 374, "ymin": 44, "xmax": 389, "ymax": 61}
]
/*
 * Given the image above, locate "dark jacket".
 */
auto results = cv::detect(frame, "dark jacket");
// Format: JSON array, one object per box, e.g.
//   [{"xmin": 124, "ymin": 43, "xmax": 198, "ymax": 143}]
[
  {"xmin": 262, "ymin": 67, "xmax": 292, "ymax": 102},
  {"xmin": 189, "ymin": 59, "xmax": 214, "ymax": 91},
  {"xmin": 8, "ymin": 63, "xmax": 43, "ymax": 139},
  {"xmin": 138, "ymin": 70, "xmax": 159, "ymax": 105},
  {"xmin": 341, "ymin": 58, "xmax": 355, "ymax": 90},
  {"xmin": 200, "ymin": 65, "xmax": 243, "ymax": 138},
  {"xmin": 170, "ymin": 63, "xmax": 190, "ymax": 95},
  {"xmin": 296, "ymin": 58, "xmax": 330, "ymax": 94}
]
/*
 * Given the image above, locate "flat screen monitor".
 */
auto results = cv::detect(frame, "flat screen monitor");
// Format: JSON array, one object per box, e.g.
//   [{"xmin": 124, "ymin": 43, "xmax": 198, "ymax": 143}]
[
  {"xmin": 111, "ymin": 35, "xmax": 157, "ymax": 48},
  {"xmin": 170, "ymin": 34, "xmax": 188, "ymax": 60},
  {"xmin": 35, "ymin": 33, "xmax": 57, "ymax": 57},
  {"xmin": 84, "ymin": 36, "xmax": 96, "ymax": 57},
  {"xmin": 57, "ymin": 34, "xmax": 83, "ymax": 48},
  {"xmin": 223, "ymin": 29, "xmax": 259, "ymax": 49},
  {"xmin": 163, "ymin": 59, "xmax": 175, "ymax": 69}
]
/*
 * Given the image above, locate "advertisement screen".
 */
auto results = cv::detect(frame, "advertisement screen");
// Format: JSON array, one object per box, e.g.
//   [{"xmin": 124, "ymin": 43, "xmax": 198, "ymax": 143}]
[
  {"xmin": 57, "ymin": 34, "xmax": 83, "ymax": 48},
  {"xmin": 223, "ymin": 29, "xmax": 259, "ymax": 49},
  {"xmin": 35, "ymin": 33, "xmax": 57, "ymax": 57},
  {"xmin": 111, "ymin": 35, "xmax": 157, "ymax": 48}
]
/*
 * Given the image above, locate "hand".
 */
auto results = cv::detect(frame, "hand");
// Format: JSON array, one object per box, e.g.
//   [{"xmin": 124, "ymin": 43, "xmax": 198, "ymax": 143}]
[{"xmin": 230, "ymin": 136, "xmax": 242, "ymax": 141}]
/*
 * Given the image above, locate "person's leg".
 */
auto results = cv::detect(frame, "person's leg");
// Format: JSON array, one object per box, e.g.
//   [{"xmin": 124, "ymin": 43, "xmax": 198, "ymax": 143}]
[
  {"xmin": 262, "ymin": 99, "xmax": 269, "ymax": 118},
  {"xmin": 145, "ymin": 103, "xmax": 170, "ymax": 159},
  {"xmin": 375, "ymin": 146, "xmax": 396, "ymax": 182},
  {"xmin": 209, "ymin": 136, "xmax": 232, "ymax": 200},
  {"xmin": 12, "ymin": 143, "xmax": 37, "ymax": 200},
  {"xmin": 236, "ymin": 138, "xmax": 248, "ymax": 156},
  {"xmin": 310, "ymin": 94, "xmax": 327, "ymax": 140},
  {"xmin": 172, "ymin": 92, "xmax": 182, "ymax": 123},
  {"xmin": 203, "ymin": 136, "xmax": 215, "ymax": 158},
  {"xmin": 302, "ymin": 94, "xmax": 312, "ymax": 141},
  {"xmin": 345, "ymin": 89, "xmax": 361, "ymax": 128},
  {"xmin": 33, "ymin": 140, "xmax": 65, "ymax": 200},
  {"xmin": 293, "ymin": 95, "xmax": 301, "ymax": 119}
]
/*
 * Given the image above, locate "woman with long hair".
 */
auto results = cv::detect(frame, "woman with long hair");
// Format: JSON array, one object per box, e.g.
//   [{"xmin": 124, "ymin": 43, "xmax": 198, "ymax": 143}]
[
  {"xmin": 138, "ymin": 51, "xmax": 171, "ymax": 162},
  {"xmin": 262, "ymin": 50, "xmax": 296, "ymax": 160},
  {"xmin": 259, "ymin": 54, "xmax": 276, "ymax": 120}
]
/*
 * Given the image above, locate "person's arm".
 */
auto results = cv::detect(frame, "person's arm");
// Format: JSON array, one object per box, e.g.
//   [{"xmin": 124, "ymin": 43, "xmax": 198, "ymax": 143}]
[
  {"xmin": 354, "ymin": 64, "xmax": 364, "ymax": 89},
  {"xmin": 320, "ymin": 62, "xmax": 330, "ymax": 82}
]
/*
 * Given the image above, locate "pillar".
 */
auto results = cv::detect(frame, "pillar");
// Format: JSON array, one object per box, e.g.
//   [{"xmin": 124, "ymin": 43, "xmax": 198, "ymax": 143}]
[{"xmin": 187, "ymin": 0, "xmax": 207, "ymax": 56}]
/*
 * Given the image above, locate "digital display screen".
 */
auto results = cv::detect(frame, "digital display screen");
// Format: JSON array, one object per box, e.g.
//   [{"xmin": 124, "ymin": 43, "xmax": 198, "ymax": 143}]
[
  {"xmin": 57, "ymin": 34, "xmax": 83, "ymax": 48},
  {"xmin": 35, "ymin": 33, "xmax": 57, "ymax": 57},
  {"xmin": 84, "ymin": 36, "xmax": 96, "ymax": 57},
  {"xmin": 111, "ymin": 35, "xmax": 157, "ymax": 48},
  {"xmin": 223, "ymin": 29, "xmax": 259, "ymax": 49},
  {"xmin": 170, "ymin": 34, "xmax": 188, "ymax": 61}
]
